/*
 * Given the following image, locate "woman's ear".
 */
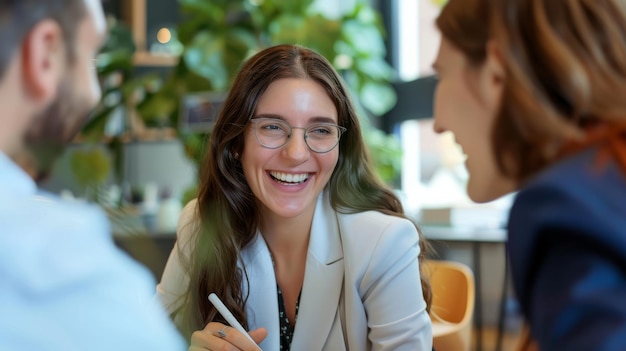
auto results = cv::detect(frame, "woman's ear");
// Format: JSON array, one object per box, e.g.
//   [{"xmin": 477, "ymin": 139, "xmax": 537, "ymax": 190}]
[
  {"xmin": 21, "ymin": 19, "xmax": 65, "ymax": 105},
  {"xmin": 479, "ymin": 40, "xmax": 506, "ymax": 111}
]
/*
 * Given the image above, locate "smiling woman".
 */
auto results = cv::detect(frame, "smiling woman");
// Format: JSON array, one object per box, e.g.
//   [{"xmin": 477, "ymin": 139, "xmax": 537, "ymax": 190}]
[
  {"xmin": 431, "ymin": 37, "xmax": 516, "ymax": 203},
  {"xmin": 434, "ymin": 0, "xmax": 626, "ymax": 350},
  {"xmin": 241, "ymin": 78, "xmax": 341, "ymax": 221},
  {"xmin": 156, "ymin": 44, "xmax": 434, "ymax": 351}
]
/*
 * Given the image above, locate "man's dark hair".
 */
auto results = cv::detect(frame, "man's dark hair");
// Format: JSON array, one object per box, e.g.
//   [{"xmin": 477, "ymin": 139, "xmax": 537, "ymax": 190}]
[{"xmin": 0, "ymin": 0, "xmax": 87, "ymax": 79}]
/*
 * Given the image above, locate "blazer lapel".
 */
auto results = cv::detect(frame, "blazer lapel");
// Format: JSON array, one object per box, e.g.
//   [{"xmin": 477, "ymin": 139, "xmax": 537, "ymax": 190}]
[
  {"xmin": 240, "ymin": 233, "xmax": 280, "ymax": 351},
  {"xmin": 290, "ymin": 192, "xmax": 345, "ymax": 350}
]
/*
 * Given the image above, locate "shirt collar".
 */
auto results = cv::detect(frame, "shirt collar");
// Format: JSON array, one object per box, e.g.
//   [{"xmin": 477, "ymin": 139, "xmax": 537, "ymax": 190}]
[{"xmin": 0, "ymin": 152, "xmax": 37, "ymax": 197}]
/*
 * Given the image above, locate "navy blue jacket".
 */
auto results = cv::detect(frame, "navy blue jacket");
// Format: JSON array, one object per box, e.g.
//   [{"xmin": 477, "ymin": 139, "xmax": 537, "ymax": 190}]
[{"xmin": 508, "ymin": 147, "xmax": 626, "ymax": 351}]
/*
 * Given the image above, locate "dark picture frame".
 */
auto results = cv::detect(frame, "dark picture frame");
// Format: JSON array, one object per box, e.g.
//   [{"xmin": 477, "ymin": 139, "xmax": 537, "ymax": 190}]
[{"xmin": 178, "ymin": 91, "xmax": 226, "ymax": 133}]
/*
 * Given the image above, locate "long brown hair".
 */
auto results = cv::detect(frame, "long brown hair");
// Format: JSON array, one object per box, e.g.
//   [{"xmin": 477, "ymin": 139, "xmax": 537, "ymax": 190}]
[
  {"xmin": 173, "ymin": 44, "xmax": 431, "ymax": 339},
  {"xmin": 437, "ymin": 0, "xmax": 626, "ymax": 181}
]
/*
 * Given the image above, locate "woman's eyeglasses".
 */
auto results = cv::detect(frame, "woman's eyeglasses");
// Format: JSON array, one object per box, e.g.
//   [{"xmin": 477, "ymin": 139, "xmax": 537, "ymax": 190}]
[{"xmin": 249, "ymin": 118, "xmax": 347, "ymax": 153}]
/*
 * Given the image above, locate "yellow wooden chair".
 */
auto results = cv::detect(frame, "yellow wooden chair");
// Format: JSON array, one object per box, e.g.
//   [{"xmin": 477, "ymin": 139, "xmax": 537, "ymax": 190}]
[{"xmin": 427, "ymin": 260, "xmax": 475, "ymax": 351}]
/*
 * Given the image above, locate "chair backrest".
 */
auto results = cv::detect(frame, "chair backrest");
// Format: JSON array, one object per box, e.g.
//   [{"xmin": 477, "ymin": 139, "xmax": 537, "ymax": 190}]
[
  {"xmin": 515, "ymin": 323, "xmax": 538, "ymax": 351},
  {"xmin": 426, "ymin": 259, "xmax": 475, "ymax": 351}
]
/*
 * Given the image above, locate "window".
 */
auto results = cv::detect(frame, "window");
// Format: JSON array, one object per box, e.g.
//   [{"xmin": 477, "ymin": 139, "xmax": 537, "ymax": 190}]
[{"xmin": 393, "ymin": 0, "xmax": 441, "ymax": 81}]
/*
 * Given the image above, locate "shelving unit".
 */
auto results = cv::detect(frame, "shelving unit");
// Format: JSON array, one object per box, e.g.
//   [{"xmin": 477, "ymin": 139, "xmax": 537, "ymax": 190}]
[
  {"xmin": 133, "ymin": 51, "xmax": 178, "ymax": 67},
  {"xmin": 121, "ymin": 0, "xmax": 179, "ymax": 67}
]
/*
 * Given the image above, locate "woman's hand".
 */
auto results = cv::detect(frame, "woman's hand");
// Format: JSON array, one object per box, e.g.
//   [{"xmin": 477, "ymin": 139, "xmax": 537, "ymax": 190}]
[{"xmin": 188, "ymin": 322, "xmax": 268, "ymax": 351}]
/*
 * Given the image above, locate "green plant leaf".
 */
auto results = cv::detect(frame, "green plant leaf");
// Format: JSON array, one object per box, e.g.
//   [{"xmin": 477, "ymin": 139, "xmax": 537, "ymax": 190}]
[
  {"xmin": 100, "ymin": 21, "xmax": 135, "ymax": 54},
  {"xmin": 119, "ymin": 73, "xmax": 163, "ymax": 100},
  {"xmin": 270, "ymin": 0, "xmax": 314, "ymax": 14},
  {"xmin": 81, "ymin": 105, "xmax": 116, "ymax": 142},
  {"xmin": 70, "ymin": 147, "xmax": 111, "ymax": 187},
  {"xmin": 269, "ymin": 14, "xmax": 340, "ymax": 60},
  {"xmin": 341, "ymin": 69, "xmax": 361, "ymax": 92},
  {"xmin": 302, "ymin": 15, "xmax": 341, "ymax": 58},
  {"xmin": 96, "ymin": 51, "xmax": 133, "ymax": 76},
  {"xmin": 355, "ymin": 56, "xmax": 394, "ymax": 81},
  {"xmin": 184, "ymin": 30, "xmax": 229, "ymax": 91},
  {"xmin": 362, "ymin": 126, "xmax": 403, "ymax": 184},
  {"xmin": 223, "ymin": 28, "xmax": 259, "ymax": 76},
  {"xmin": 177, "ymin": 16, "xmax": 211, "ymax": 45},
  {"xmin": 342, "ymin": 19, "xmax": 386, "ymax": 57},
  {"xmin": 136, "ymin": 91, "xmax": 178, "ymax": 126},
  {"xmin": 269, "ymin": 14, "xmax": 341, "ymax": 61},
  {"xmin": 269, "ymin": 14, "xmax": 307, "ymax": 43},
  {"xmin": 179, "ymin": 0, "xmax": 226, "ymax": 23},
  {"xmin": 106, "ymin": 137, "xmax": 124, "ymax": 183},
  {"xmin": 353, "ymin": 2, "xmax": 382, "ymax": 27},
  {"xmin": 180, "ymin": 132, "xmax": 208, "ymax": 165},
  {"xmin": 360, "ymin": 81, "xmax": 397, "ymax": 116}
]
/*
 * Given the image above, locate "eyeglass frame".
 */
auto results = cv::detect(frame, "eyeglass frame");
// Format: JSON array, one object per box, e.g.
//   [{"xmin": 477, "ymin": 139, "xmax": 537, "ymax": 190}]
[{"xmin": 248, "ymin": 117, "xmax": 347, "ymax": 154}]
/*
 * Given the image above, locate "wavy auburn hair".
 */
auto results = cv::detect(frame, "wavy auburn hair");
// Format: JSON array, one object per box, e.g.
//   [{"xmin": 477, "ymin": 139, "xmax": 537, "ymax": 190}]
[
  {"xmin": 437, "ymin": 0, "xmax": 626, "ymax": 181},
  {"xmin": 172, "ymin": 44, "xmax": 432, "ymax": 339}
]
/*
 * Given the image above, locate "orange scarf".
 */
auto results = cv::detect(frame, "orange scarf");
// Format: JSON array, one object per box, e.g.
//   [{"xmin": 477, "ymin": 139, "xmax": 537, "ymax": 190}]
[{"xmin": 560, "ymin": 122, "xmax": 626, "ymax": 174}]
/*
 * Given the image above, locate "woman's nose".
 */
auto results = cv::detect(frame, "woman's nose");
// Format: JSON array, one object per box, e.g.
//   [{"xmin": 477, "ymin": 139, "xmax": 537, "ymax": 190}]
[{"xmin": 282, "ymin": 129, "xmax": 310, "ymax": 161}]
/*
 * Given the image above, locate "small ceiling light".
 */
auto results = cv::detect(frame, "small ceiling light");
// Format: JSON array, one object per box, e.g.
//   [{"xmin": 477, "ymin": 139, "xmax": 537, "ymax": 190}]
[{"xmin": 157, "ymin": 28, "xmax": 172, "ymax": 44}]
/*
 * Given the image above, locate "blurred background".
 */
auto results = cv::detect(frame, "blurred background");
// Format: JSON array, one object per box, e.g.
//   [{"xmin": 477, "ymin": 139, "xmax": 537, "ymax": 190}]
[
  {"xmin": 39, "ymin": 1, "xmax": 521, "ymax": 349},
  {"xmin": 43, "ymin": 0, "xmax": 447, "ymax": 210}
]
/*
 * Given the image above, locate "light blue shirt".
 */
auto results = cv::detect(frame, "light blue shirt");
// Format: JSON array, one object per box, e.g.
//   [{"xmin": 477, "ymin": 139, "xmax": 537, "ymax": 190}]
[{"xmin": 0, "ymin": 153, "xmax": 186, "ymax": 350}]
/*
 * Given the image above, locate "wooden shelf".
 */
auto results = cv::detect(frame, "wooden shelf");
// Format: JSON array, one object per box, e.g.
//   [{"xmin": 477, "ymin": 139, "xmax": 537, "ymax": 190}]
[{"xmin": 133, "ymin": 51, "xmax": 178, "ymax": 67}]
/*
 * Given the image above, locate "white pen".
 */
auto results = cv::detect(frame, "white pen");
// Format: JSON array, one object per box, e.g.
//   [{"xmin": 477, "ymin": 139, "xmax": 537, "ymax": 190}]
[{"xmin": 208, "ymin": 293, "xmax": 261, "ymax": 350}]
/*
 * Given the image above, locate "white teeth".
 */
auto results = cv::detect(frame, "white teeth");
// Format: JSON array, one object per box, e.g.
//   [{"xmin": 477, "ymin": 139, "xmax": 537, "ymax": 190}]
[{"xmin": 270, "ymin": 172, "xmax": 310, "ymax": 183}]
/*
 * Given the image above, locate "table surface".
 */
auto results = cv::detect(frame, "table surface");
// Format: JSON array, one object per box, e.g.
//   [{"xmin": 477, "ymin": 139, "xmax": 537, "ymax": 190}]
[
  {"xmin": 111, "ymin": 223, "xmax": 508, "ymax": 242},
  {"xmin": 421, "ymin": 225, "xmax": 507, "ymax": 243}
]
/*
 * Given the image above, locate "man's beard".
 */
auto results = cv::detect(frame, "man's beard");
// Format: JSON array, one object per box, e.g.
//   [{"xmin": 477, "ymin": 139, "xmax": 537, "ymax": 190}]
[{"xmin": 22, "ymin": 79, "xmax": 92, "ymax": 183}]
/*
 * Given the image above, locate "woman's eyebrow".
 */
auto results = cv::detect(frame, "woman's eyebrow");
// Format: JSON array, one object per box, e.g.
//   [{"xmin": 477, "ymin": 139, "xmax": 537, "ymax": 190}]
[
  {"xmin": 253, "ymin": 113, "xmax": 285, "ymax": 120},
  {"xmin": 309, "ymin": 116, "xmax": 338, "ymax": 124},
  {"xmin": 254, "ymin": 114, "xmax": 337, "ymax": 124}
]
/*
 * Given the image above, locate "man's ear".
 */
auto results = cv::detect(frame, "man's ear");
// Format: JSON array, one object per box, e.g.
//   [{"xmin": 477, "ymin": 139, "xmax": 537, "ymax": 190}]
[
  {"xmin": 479, "ymin": 40, "xmax": 506, "ymax": 110},
  {"xmin": 21, "ymin": 19, "xmax": 65, "ymax": 105}
]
